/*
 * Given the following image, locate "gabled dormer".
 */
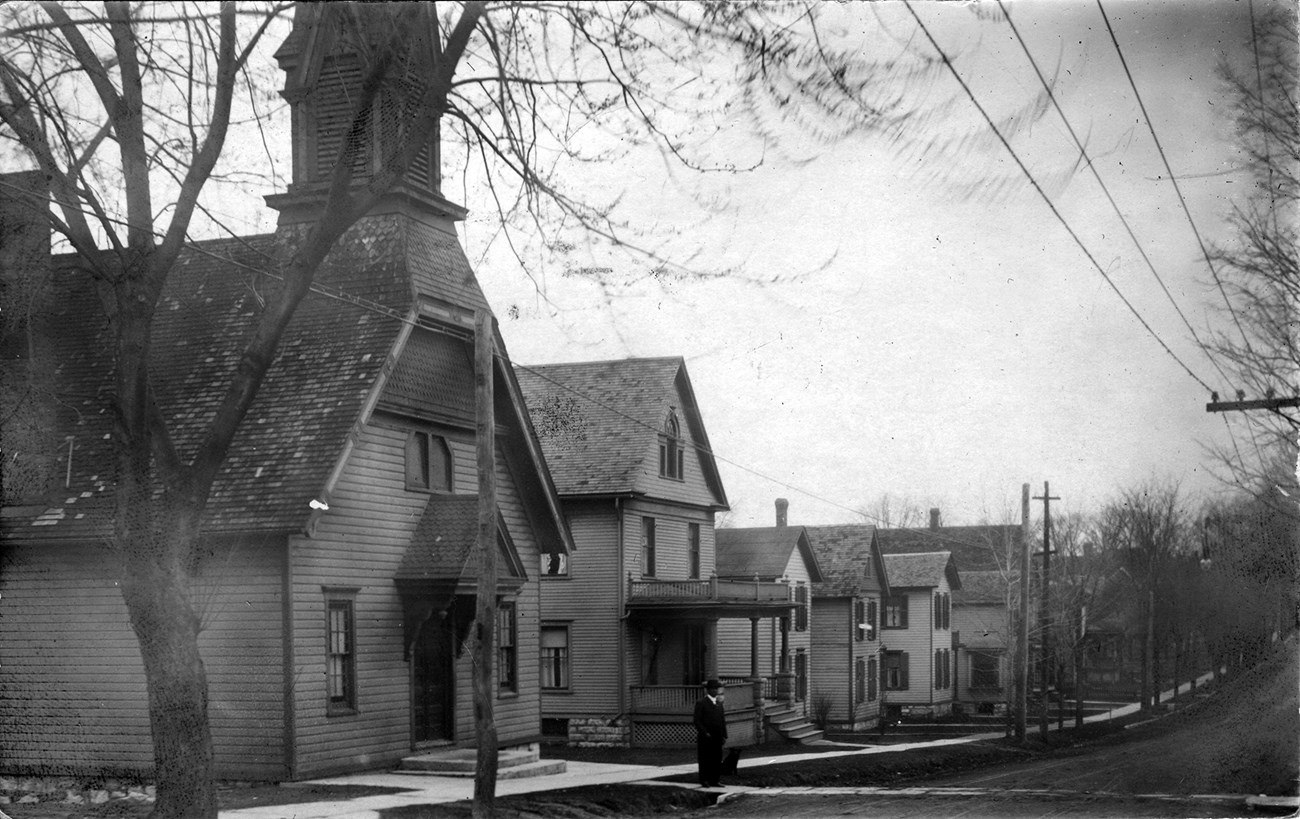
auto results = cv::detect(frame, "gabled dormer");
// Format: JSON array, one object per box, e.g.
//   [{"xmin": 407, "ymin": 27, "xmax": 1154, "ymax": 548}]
[{"xmin": 267, "ymin": 3, "xmax": 466, "ymax": 226}]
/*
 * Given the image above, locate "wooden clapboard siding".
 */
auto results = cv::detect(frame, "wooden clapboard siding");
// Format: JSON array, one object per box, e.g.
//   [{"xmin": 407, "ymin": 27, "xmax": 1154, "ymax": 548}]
[
  {"xmin": 622, "ymin": 499, "xmax": 714, "ymax": 581},
  {"xmin": 0, "ymin": 542, "xmax": 154, "ymax": 775},
  {"xmin": 0, "ymin": 538, "xmax": 287, "ymax": 780},
  {"xmin": 291, "ymin": 420, "xmax": 543, "ymax": 777},
  {"xmin": 540, "ymin": 502, "xmax": 623, "ymax": 718},
  {"xmin": 883, "ymin": 582, "xmax": 955, "ymax": 706},
  {"xmin": 635, "ymin": 385, "xmax": 719, "ymax": 509},
  {"xmin": 953, "ymin": 603, "xmax": 1007, "ymax": 703},
  {"xmin": 810, "ymin": 597, "xmax": 851, "ymax": 721}
]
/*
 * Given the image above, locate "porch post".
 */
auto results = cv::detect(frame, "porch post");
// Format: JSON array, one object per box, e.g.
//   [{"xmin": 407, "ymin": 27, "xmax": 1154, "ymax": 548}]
[
  {"xmin": 780, "ymin": 616, "xmax": 790, "ymax": 672},
  {"xmin": 750, "ymin": 617, "xmax": 760, "ymax": 679}
]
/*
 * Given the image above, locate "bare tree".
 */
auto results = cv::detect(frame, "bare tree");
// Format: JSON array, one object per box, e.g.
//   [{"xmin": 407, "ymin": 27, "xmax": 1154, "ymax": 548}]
[
  {"xmin": 1098, "ymin": 480, "xmax": 1197, "ymax": 711},
  {"xmin": 1206, "ymin": 1, "xmax": 1298, "ymax": 488},
  {"xmin": 0, "ymin": 3, "xmax": 1056, "ymax": 817}
]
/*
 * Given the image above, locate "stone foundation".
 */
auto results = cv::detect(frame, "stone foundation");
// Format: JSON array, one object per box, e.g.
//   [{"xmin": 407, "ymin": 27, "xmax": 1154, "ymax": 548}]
[{"xmin": 567, "ymin": 716, "xmax": 630, "ymax": 747}]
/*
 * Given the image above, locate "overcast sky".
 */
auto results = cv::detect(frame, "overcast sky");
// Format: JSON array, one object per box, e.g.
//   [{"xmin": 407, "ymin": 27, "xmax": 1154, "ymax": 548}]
[
  {"xmin": 462, "ymin": 0, "xmax": 1272, "ymax": 528},
  {"xmin": 222, "ymin": 0, "xmax": 1276, "ymax": 529}
]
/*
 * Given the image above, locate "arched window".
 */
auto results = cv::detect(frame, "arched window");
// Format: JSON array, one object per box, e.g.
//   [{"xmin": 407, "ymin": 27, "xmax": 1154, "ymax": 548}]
[{"xmin": 658, "ymin": 412, "xmax": 683, "ymax": 480}]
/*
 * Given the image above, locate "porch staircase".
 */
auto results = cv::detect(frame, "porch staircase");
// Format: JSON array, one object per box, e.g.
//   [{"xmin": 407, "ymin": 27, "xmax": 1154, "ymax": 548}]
[
  {"xmin": 397, "ymin": 746, "xmax": 566, "ymax": 779},
  {"xmin": 765, "ymin": 704, "xmax": 824, "ymax": 744}
]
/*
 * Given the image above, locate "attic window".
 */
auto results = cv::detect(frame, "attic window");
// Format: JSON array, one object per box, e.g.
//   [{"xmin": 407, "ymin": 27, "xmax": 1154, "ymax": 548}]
[{"xmin": 658, "ymin": 412, "xmax": 684, "ymax": 480}]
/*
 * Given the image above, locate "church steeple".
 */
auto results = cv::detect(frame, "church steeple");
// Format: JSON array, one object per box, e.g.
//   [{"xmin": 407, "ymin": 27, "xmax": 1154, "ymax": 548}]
[{"xmin": 266, "ymin": 4, "xmax": 466, "ymax": 226}]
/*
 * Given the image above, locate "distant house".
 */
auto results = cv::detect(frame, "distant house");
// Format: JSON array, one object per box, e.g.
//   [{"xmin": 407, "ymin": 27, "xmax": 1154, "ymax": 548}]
[
  {"xmin": 877, "ymin": 510, "xmax": 1019, "ymax": 713},
  {"xmin": 517, "ymin": 358, "xmax": 794, "ymax": 747},
  {"xmin": 801, "ymin": 521, "xmax": 891, "ymax": 730},
  {"xmin": 879, "ymin": 552, "xmax": 961, "ymax": 718},
  {"xmin": 715, "ymin": 498, "xmax": 826, "ymax": 742},
  {"xmin": 0, "ymin": 6, "xmax": 571, "ymax": 782}
]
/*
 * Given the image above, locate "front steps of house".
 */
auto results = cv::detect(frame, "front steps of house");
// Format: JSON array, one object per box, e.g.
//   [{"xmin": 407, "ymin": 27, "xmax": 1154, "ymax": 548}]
[
  {"xmin": 397, "ymin": 746, "xmax": 566, "ymax": 779},
  {"xmin": 765, "ymin": 704, "xmax": 824, "ymax": 744}
]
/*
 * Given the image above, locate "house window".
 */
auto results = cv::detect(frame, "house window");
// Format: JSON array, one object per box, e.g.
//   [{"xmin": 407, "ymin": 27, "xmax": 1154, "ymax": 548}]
[
  {"xmin": 543, "ymin": 552, "xmax": 568, "ymax": 576},
  {"xmin": 934, "ymin": 649, "xmax": 951, "ymax": 690},
  {"xmin": 659, "ymin": 412, "xmax": 684, "ymax": 480},
  {"xmin": 497, "ymin": 601, "xmax": 517, "ymax": 693},
  {"xmin": 406, "ymin": 431, "xmax": 452, "ymax": 492},
  {"xmin": 971, "ymin": 652, "xmax": 1000, "ymax": 690},
  {"xmin": 541, "ymin": 625, "xmax": 569, "ymax": 690},
  {"xmin": 884, "ymin": 650, "xmax": 909, "ymax": 690},
  {"xmin": 854, "ymin": 599, "xmax": 866, "ymax": 642},
  {"xmin": 641, "ymin": 517, "xmax": 656, "ymax": 577},
  {"xmin": 325, "ymin": 595, "xmax": 356, "ymax": 714},
  {"xmin": 855, "ymin": 658, "xmax": 867, "ymax": 704},
  {"xmin": 794, "ymin": 584, "xmax": 808, "ymax": 631},
  {"xmin": 884, "ymin": 595, "xmax": 908, "ymax": 629},
  {"xmin": 688, "ymin": 523, "xmax": 700, "ymax": 579},
  {"xmin": 868, "ymin": 600, "xmax": 878, "ymax": 640},
  {"xmin": 867, "ymin": 656, "xmax": 878, "ymax": 701},
  {"xmin": 934, "ymin": 592, "xmax": 950, "ymax": 630}
]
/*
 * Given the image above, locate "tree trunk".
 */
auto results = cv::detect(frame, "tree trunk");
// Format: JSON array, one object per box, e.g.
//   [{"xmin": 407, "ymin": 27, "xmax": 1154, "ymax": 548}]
[{"xmin": 118, "ymin": 523, "xmax": 216, "ymax": 819}]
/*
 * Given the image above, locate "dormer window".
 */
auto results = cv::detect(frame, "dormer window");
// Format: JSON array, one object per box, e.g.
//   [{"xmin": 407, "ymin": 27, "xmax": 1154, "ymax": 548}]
[{"xmin": 658, "ymin": 412, "xmax": 684, "ymax": 480}]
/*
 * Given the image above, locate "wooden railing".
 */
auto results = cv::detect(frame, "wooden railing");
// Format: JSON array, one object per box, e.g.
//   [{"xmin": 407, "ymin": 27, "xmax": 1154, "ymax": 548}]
[
  {"xmin": 718, "ymin": 674, "xmax": 796, "ymax": 702},
  {"xmin": 627, "ymin": 575, "xmax": 792, "ymax": 604},
  {"xmin": 629, "ymin": 683, "xmax": 756, "ymax": 714}
]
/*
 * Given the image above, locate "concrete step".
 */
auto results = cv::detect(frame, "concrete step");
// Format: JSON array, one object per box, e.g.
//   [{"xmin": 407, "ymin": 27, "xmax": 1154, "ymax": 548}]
[
  {"xmin": 398, "ymin": 748, "xmax": 566, "ymax": 778},
  {"xmin": 784, "ymin": 725, "xmax": 825, "ymax": 743}
]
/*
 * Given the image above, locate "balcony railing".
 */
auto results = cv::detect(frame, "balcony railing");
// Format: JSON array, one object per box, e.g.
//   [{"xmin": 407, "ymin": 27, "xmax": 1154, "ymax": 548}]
[{"xmin": 627, "ymin": 575, "xmax": 792, "ymax": 605}]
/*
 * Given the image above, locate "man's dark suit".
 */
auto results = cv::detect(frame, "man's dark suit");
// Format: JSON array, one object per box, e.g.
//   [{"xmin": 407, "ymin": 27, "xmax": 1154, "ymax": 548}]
[{"xmin": 692, "ymin": 690, "xmax": 727, "ymax": 786}]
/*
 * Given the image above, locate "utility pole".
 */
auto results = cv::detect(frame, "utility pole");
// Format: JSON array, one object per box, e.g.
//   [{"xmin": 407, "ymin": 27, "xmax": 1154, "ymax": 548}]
[
  {"xmin": 1205, "ymin": 391, "xmax": 1299, "ymax": 413},
  {"xmin": 1015, "ymin": 483, "xmax": 1030, "ymax": 742},
  {"xmin": 1034, "ymin": 482, "xmax": 1059, "ymax": 737},
  {"xmin": 472, "ymin": 311, "xmax": 499, "ymax": 818}
]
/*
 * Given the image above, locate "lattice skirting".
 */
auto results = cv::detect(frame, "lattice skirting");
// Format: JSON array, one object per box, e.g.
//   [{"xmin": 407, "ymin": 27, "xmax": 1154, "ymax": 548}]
[{"xmin": 631, "ymin": 712, "xmax": 758, "ymax": 748}]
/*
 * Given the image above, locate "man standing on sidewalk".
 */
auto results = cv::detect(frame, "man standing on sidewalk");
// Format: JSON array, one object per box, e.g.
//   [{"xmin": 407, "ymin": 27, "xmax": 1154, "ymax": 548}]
[{"xmin": 693, "ymin": 679, "xmax": 727, "ymax": 787}]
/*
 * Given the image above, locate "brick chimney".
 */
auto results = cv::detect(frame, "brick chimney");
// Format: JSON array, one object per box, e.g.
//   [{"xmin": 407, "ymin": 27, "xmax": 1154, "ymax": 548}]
[
  {"xmin": 929, "ymin": 507, "xmax": 941, "ymax": 530},
  {"xmin": 775, "ymin": 498, "xmax": 789, "ymax": 528}
]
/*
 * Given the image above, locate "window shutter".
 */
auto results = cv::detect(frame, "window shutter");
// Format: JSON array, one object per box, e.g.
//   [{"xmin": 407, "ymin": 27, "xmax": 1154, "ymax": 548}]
[
  {"xmin": 868, "ymin": 657, "xmax": 878, "ymax": 701},
  {"xmin": 944, "ymin": 594, "xmax": 951, "ymax": 629},
  {"xmin": 899, "ymin": 652, "xmax": 909, "ymax": 689},
  {"xmin": 934, "ymin": 592, "xmax": 941, "ymax": 628},
  {"xmin": 868, "ymin": 600, "xmax": 877, "ymax": 639},
  {"xmin": 899, "ymin": 596, "xmax": 908, "ymax": 629}
]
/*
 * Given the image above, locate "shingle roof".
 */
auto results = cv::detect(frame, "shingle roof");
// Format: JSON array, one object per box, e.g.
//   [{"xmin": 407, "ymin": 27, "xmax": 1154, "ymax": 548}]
[
  {"xmin": 875, "ymin": 525, "xmax": 1019, "ymax": 573},
  {"xmin": 882, "ymin": 551, "xmax": 961, "ymax": 590},
  {"xmin": 715, "ymin": 526, "xmax": 823, "ymax": 582},
  {"xmin": 4, "ymin": 214, "xmax": 495, "ymax": 539},
  {"xmin": 394, "ymin": 494, "xmax": 526, "ymax": 582},
  {"xmin": 802, "ymin": 524, "xmax": 886, "ymax": 598},
  {"xmin": 515, "ymin": 357, "xmax": 725, "ymax": 504},
  {"xmin": 952, "ymin": 570, "xmax": 1006, "ymax": 605}
]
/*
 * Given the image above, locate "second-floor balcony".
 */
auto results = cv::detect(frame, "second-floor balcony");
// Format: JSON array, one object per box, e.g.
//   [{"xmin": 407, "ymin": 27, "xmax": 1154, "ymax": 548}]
[{"xmin": 626, "ymin": 574, "xmax": 794, "ymax": 618}]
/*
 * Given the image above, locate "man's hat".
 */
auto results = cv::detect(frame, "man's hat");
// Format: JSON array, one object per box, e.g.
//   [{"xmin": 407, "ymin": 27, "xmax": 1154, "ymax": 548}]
[{"xmin": 704, "ymin": 679, "xmax": 722, "ymax": 691}]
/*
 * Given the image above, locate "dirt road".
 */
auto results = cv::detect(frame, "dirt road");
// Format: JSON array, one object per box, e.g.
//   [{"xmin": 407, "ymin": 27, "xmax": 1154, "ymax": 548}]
[{"xmin": 701, "ymin": 640, "xmax": 1298, "ymax": 818}]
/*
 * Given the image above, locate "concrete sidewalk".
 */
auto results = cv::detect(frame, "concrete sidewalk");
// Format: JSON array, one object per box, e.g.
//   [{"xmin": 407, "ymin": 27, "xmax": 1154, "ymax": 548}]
[{"xmin": 220, "ymin": 672, "xmax": 1226, "ymax": 819}]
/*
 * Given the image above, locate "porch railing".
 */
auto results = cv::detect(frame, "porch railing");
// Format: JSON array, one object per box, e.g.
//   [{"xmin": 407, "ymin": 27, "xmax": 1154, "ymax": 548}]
[
  {"xmin": 719, "ymin": 673, "xmax": 796, "ymax": 702},
  {"xmin": 627, "ymin": 575, "xmax": 792, "ymax": 604},
  {"xmin": 629, "ymin": 683, "xmax": 755, "ymax": 714}
]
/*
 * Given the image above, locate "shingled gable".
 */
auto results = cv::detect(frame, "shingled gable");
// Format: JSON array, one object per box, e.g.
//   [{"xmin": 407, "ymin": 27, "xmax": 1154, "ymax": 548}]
[
  {"xmin": 715, "ymin": 526, "xmax": 824, "ymax": 582},
  {"xmin": 803, "ymin": 524, "xmax": 891, "ymax": 598},
  {"xmin": 513, "ymin": 356, "xmax": 728, "ymax": 507},
  {"xmin": 882, "ymin": 551, "xmax": 961, "ymax": 591},
  {"xmin": 875, "ymin": 524, "xmax": 1019, "ymax": 573}
]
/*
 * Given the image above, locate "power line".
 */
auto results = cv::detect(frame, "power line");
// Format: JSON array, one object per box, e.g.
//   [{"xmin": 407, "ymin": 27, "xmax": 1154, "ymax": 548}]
[
  {"xmin": 996, "ymin": 0, "xmax": 1233, "ymax": 388},
  {"xmin": 1096, "ymin": 0, "xmax": 1254, "ymax": 356},
  {"xmin": 901, "ymin": 0, "xmax": 1213, "ymax": 394},
  {"xmin": 510, "ymin": 358, "xmax": 1020, "ymax": 551}
]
